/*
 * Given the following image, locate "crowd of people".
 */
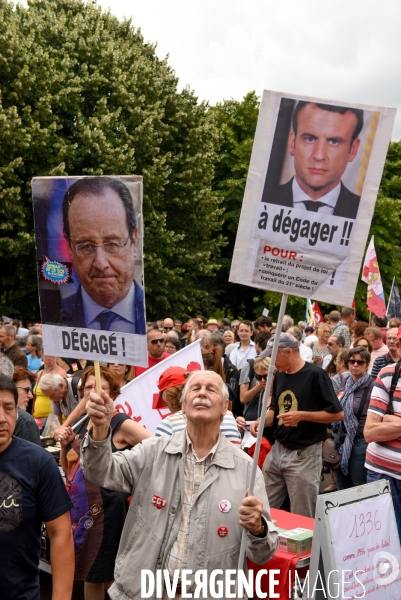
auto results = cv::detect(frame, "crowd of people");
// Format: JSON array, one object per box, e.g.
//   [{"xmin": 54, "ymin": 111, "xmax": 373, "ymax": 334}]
[{"xmin": 0, "ymin": 307, "xmax": 401, "ymax": 599}]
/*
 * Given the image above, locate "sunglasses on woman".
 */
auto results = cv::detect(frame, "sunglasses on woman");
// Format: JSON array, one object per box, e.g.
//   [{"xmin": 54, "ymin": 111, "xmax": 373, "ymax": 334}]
[
  {"xmin": 255, "ymin": 373, "xmax": 268, "ymax": 381},
  {"xmin": 348, "ymin": 359, "xmax": 366, "ymax": 366}
]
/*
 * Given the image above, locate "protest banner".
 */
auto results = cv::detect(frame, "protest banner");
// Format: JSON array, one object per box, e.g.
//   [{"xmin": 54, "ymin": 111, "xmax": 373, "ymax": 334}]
[
  {"xmin": 32, "ymin": 176, "xmax": 147, "ymax": 366},
  {"xmin": 229, "ymin": 91, "xmax": 396, "ymax": 306},
  {"xmin": 114, "ymin": 341, "xmax": 203, "ymax": 433}
]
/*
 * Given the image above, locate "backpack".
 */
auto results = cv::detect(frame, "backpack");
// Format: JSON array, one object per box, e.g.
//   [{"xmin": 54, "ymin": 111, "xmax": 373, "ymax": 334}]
[
  {"xmin": 69, "ymin": 370, "xmax": 84, "ymax": 402},
  {"xmin": 223, "ymin": 355, "xmax": 239, "ymax": 392},
  {"xmin": 246, "ymin": 358, "xmax": 256, "ymax": 386}
]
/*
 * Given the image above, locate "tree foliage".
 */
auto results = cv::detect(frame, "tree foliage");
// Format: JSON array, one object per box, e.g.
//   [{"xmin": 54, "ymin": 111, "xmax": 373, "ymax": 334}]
[
  {"xmin": 209, "ymin": 92, "xmax": 264, "ymax": 319},
  {"xmin": 0, "ymin": 0, "xmax": 224, "ymax": 320},
  {"xmin": 1, "ymin": 0, "xmax": 400, "ymax": 324}
]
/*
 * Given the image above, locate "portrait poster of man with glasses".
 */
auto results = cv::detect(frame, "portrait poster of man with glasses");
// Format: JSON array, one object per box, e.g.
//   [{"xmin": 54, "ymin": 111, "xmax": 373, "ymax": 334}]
[{"xmin": 32, "ymin": 176, "xmax": 147, "ymax": 365}]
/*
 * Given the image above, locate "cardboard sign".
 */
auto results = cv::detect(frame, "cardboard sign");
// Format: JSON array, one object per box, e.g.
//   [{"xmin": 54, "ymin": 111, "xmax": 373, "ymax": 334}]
[
  {"xmin": 307, "ymin": 481, "xmax": 401, "ymax": 600},
  {"xmin": 328, "ymin": 492, "xmax": 401, "ymax": 598},
  {"xmin": 32, "ymin": 176, "xmax": 147, "ymax": 365},
  {"xmin": 229, "ymin": 91, "xmax": 396, "ymax": 305}
]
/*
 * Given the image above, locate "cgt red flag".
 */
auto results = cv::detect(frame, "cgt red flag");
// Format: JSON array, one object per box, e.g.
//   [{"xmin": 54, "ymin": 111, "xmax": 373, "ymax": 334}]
[
  {"xmin": 362, "ymin": 237, "xmax": 386, "ymax": 317},
  {"xmin": 312, "ymin": 301, "xmax": 323, "ymax": 325}
]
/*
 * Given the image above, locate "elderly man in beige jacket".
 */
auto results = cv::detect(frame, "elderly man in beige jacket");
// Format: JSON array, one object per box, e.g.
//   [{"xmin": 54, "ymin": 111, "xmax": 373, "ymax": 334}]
[{"xmin": 81, "ymin": 370, "xmax": 277, "ymax": 600}]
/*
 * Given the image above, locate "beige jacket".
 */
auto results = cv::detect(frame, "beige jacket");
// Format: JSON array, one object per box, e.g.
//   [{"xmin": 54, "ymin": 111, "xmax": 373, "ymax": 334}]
[{"xmin": 81, "ymin": 429, "xmax": 277, "ymax": 600}]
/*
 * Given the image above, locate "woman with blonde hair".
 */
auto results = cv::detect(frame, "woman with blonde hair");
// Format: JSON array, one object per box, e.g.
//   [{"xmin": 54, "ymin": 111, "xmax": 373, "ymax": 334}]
[
  {"xmin": 223, "ymin": 330, "xmax": 235, "ymax": 345},
  {"xmin": 310, "ymin": 323, "xmax": 332, "ymax": 367}
]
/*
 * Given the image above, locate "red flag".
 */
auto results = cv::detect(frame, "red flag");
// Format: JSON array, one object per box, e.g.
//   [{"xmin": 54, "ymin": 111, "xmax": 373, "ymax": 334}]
[
  {"xmin": 361, "ymin": 237, "xmax": 386, "ymax": 317},
  {"xmin": 312, "ymin": 301, "xmax": 323, "ymax": 325}
]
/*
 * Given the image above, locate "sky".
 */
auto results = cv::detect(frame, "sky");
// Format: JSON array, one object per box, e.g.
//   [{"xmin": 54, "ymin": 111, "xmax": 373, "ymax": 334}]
[{"xmin": 92, "ymin": 0, "xmax": 401, "ymax": 140}]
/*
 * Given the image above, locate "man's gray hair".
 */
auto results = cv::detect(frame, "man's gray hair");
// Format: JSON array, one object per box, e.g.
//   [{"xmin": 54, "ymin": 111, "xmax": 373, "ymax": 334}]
[
  {"xmin": 290, "ymin": 327, "xmax": 302, "ymax": 341},
  {"xmin": 40, "ymin": 372, "xmax": 65, "ymax": 391},
  {"xmin": 0, "ymin": 356, "xmax": 14, "ymax": 379},
  {"xmin": 1, "ymin": 324, "xmax": 16, "ymax": 338},
  {"xmin": 180, "ymin": 370, "xmax": 229, "ymax": 404},
  {"xmin": 282, "ymin": 315, "xmax": 294, "ymax": 332},
  {"xmin": 195, "ymin": 330, "xmax": 209, "ymax": 340}
]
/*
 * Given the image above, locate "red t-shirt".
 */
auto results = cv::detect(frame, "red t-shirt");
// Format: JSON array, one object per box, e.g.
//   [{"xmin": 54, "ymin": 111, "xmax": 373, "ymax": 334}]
[{"xmin": 134, "ymin": 353, "xmax": 170, "ymax": 377}]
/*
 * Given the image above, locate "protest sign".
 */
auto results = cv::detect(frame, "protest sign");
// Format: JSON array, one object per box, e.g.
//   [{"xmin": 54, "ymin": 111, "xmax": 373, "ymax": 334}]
[
  {"xmin": 32, "ymin": 176, "xmax": 147, "ymax": 365},
  {"xmin": 328, "ymin": 493, "xmax": 401, "ymax": 598},
  {"xmin": 229, "ymin": 91, "xmax": 396, "ymax": 305},
  {"xmin": 307, "ymin": 481, "xmax": 401, "ymax": 600},
  {"xmin": 114, "ymin": 341, "xmax": 203, "ymax": 433}
]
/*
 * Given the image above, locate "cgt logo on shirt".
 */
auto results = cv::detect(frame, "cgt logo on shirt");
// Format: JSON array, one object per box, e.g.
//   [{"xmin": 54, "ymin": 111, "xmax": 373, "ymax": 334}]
[
  {"xmin": 0, "ymin": 473, "xmax": 22, "ymax": 532},
  {"xmin": 152, "ymin": 495, "xmax": 167, "ymax": 510}
]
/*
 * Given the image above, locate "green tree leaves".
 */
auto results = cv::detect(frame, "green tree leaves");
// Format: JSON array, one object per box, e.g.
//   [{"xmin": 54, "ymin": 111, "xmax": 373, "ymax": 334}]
[{"xmin": 0, "ymin": 0, "xmax": 223, "ymax": 319}]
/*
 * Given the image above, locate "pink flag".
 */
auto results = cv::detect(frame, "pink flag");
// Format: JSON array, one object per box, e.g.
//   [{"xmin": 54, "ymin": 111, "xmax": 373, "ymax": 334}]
[{"xmin": 362, "ymin": 236, "xmax": 386, "ymax": 317}]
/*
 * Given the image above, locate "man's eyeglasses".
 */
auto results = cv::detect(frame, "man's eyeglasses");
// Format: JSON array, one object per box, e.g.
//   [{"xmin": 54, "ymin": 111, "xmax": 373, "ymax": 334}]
[
  {"xmin": 73, "ymin": 237, "xmax": 130, "ymax": 257},
  {"xmin": 16, "ymin": 386, "xmax": 31, "ymax": 394},
  {"xmin": 163, "ymin": 326, "xmax": 173, "ymax": 331},
  {"xmin": 255, "ymin": 373, "xmax": 268, "ymax": 381},
  {"xmin": 327, "ymin": 342, "xmax": 335, "ymax": 346},
  {"xmin": 150, "ymin": 338, "xmax": 165, "ymax": 345},
  {"xmin": 348, "ymin": 359, "xmax": 366, "ymax": 366}
]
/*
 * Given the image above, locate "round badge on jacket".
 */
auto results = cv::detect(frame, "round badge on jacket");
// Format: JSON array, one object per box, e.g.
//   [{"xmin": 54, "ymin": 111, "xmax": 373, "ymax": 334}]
[{"xmin": 219, "ymin": 499, "xmax": 231, "ymax": 513}]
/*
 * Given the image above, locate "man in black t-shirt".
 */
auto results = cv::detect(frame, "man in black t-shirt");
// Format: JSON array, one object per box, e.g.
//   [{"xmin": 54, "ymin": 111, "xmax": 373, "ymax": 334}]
[
  {"xmin": 251, "ymin": 333, "xmax": 343, "ymax": 518},
  {"xmin": 0, "ymin": 374, "xmax": 74, "ymax": 600}
]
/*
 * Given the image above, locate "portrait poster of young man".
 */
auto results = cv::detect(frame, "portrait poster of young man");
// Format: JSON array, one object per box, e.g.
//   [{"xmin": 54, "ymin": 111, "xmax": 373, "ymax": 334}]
[{"xmin": 230, "ymin": 91, "xmax": 396, "ymax": 306}]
